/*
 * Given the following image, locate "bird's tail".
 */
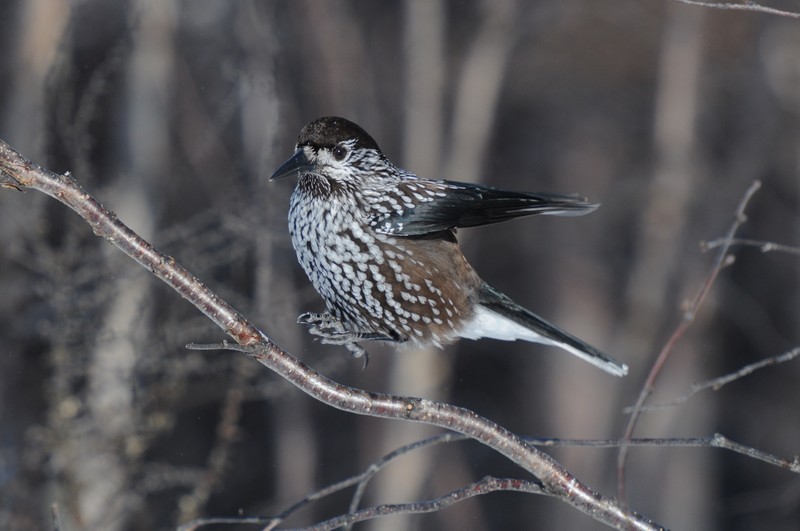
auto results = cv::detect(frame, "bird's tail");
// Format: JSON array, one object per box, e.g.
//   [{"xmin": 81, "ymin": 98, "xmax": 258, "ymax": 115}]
[{"xmin": 462, "ymin": 284, "xmax": 628, "ymax": 377}]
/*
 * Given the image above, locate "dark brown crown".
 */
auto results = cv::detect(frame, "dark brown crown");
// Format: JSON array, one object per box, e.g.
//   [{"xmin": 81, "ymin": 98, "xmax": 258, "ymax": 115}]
[{"xmin": 297, "ymin": 116, "xmax": 381, "ymax": 152}]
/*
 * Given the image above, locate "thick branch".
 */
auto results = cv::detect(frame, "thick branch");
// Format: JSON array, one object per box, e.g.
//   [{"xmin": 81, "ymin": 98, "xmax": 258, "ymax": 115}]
[{"xmin": 0, "ymin": 139, "xmax": 663, "ymax": 530}]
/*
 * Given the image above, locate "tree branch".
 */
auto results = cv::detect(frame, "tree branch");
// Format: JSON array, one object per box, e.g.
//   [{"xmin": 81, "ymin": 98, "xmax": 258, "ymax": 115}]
[
  {"xmin": 669, "ymin": 0, "xmax": 800, "ymax": 19},
  {"xmin": 0, "ymin": 139, "xmax": 663, "ymax": 529},
  {"xmin": 179, "ymin": 427, "xmax": 800, "ymax": 530}
]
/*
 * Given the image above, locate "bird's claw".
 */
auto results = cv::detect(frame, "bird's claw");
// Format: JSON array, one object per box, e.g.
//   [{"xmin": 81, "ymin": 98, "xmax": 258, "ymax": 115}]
[{"xmin": 297, "ymin": 312, "xmax": 372, "ymax": 368}]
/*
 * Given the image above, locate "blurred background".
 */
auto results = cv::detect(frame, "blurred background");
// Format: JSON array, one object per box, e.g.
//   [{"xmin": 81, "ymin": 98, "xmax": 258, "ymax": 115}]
[{"xmin": 1, "ymin": 1, "xmax": 799, "ymax": 529}]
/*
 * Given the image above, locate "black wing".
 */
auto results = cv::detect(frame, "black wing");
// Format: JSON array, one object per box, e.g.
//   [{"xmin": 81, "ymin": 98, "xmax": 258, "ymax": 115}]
[{"xmin": 369, "ymin": 180, "xmax": 598, "ymax": 236}]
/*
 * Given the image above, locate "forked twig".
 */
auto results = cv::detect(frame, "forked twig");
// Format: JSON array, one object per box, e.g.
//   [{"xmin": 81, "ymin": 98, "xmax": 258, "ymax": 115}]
[
  {"xmin": 623, "ymin": 347, "xmax": 800, "ymax": 413},
  {"xmin": 617, "ymin": 180, "xmax": 762, "ymax": 499}
]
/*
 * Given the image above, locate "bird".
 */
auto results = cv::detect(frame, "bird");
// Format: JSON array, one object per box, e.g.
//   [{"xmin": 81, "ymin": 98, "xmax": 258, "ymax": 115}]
[{"xmin": 270, "ymin": 116, "xmax": 627, "ymax": 376}]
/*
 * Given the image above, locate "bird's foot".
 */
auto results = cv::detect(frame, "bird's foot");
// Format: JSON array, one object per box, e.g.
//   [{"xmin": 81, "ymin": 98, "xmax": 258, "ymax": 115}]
[
  {"xmin": 297, "ymin": 312, "xmax": 396, "ymax": 368},
  {"xmin": 297, "ymin": 312, "xmax": 349, "ymax": 337}
]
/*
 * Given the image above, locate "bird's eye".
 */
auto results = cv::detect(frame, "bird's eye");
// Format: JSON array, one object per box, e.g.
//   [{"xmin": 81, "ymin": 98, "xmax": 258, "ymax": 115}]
[{"xmin": 332, "ymin": 146, "xmax": 347, "ymax": 161}]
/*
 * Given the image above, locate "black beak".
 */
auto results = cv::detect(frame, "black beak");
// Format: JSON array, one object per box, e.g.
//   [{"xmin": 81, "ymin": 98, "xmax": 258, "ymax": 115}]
[{"xmin": 270, "ymin": 149, "xmax": 315, "ymax": 181}]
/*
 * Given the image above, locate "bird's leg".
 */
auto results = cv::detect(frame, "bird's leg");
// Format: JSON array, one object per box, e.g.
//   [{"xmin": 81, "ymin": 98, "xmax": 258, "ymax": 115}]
[{"xmin": 297, "ymin": 312, "xmax": 398, "ymax": 368}]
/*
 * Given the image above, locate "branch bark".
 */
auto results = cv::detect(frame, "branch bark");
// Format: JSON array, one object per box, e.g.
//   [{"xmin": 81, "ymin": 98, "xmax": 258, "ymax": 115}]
[{"xmin": 0, "ymin": 139, "xmax": 664, "ymax": 530}]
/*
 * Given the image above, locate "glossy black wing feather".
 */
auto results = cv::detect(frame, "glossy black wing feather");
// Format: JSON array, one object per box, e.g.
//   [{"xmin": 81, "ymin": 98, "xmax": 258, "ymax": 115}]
[{"xmin": 370, "ymin": 180, "xmax": 598, "ymax": 236}]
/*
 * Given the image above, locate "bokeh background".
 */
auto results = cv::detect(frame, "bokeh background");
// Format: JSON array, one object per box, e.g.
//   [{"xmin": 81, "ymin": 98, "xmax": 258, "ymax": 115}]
[{"xmin": 1, "ymin": 1, "xmax": 799, "ymax": 530}]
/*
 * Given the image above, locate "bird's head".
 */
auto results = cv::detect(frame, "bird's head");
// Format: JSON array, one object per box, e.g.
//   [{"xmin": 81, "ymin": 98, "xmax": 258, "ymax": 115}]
[{"xmin": 270, "ymin": 117, "xmax": 386, "ymax": 186}]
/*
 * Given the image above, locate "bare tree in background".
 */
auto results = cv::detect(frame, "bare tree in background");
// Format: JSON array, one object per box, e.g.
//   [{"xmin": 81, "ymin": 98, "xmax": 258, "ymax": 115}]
[{"xmin": 1, "ymin": 1, "xmax": 799, "ymax": 530}]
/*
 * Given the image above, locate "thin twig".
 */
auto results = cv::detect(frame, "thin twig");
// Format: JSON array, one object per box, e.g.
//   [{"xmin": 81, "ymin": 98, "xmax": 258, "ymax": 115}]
[
  {"xmin": 265, "ymin": 434, "xmax": 467, "ymax": 531},
  {"xmin": 0, "ymin": 140, "xmax": 664, "ymax": 530},
  {"xmin": 702, "ymin": 238, "xmax": 800, "ymax": 257},
  {"xmin": 284, "ymin": 476, "xmax": 546, "ymax": 531},
  {"xmin": 527, "ymin": 435, "xmax": 800, "ymax": 473},
  {"xmin": 183, "ymin": 476, "xmax": 546, "ymax": 531},
  {"xmin": 617, "ymin": 180, "xmax": 762, "ymax": 499},
  {"xmin": 177, "ymin": 516, "xmax": 273, "ymax": 531},
  {"xmin": 186, "ymin": 340, "xmax": 237, "ymax": 351},
  {"xmin": 669, "ymin": 0, "xmax": 800, "ymax": 18},
  {"xmin": 623, "ymin": 346, "xmax": 800, "ymax": 413},
  {"xmin": 344, "ymin": 433, "xmax": 467, "ymax": 531}
]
